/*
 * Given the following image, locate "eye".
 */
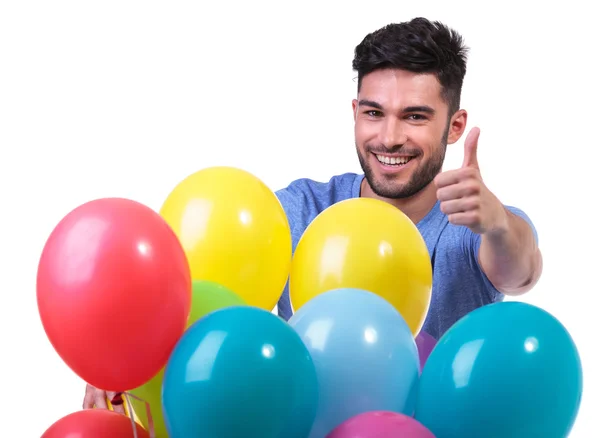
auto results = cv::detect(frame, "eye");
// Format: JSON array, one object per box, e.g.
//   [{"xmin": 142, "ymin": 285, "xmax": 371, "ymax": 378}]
[
  {"xmin": 365, "ymin": 110, "xmax": 383, "ymax": 117},
  {"xmin": 407, "ymin": 114, "xmax": 427, "ymax": 121}
]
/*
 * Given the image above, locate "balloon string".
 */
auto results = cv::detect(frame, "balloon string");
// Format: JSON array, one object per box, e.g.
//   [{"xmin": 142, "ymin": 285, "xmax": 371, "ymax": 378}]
[
  {"xmin": 126, "ymin": 395, "xmax": 138, "ymax": 438},
  {"xmin": 121, "ymin": 392, "xmax": 157, "ymax": 438}
]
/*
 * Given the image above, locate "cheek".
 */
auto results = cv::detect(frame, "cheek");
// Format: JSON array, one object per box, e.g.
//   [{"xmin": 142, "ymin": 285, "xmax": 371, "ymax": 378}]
[
  {"xmin": 355, "ymin": 121, "xmax": 376, "ymax": 144},
  {"xmin": 410, "ymin": 129, "xmax": 444, "ymax": 156}
]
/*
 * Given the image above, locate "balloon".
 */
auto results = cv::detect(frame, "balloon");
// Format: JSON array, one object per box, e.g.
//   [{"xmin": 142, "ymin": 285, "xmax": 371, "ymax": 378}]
[
  {"xmin": 162, "ymin": 306, "xmax": 318, "ymax": 438},
  {"xmin": 327, "ymin": 411, "xmax": 435, "ymax": 438},
  {"xmin": 159, "ymin": 166, "xmax": 292, "ymax": 311},
  {"xmin": 289, "ymin": 197, "xmax": 432, "ymax": 335},
  {"xmin": 415, "ymin": 330, "xmax": 437, "ymax": 372},
  {"xmin": 288, "ymin": 288, "xmax": 420, "ymax": 438},
  {"xmin": 415, "ymin": 301, "xmax": 583, "ymax": 438},
  {"xmin": 187, "ymin": 280, "xmax": 247, "ymax": 323},
  {"xmin": 129, "ymin": 280, "xmax": 247, "ymax": 437},
  {"xmin": 42, "ymin": 409, "xmax": 149, "ymax": 437},
  {"xmin": 37, "ymin": 197, "xmax": 191, "ymax": 391}
]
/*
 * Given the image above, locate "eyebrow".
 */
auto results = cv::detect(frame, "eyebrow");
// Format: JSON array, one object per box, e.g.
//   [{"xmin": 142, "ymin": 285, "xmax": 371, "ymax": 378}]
[{"xmin": 358, "ymin": 99, "xmax": 435, "ymax": 115}]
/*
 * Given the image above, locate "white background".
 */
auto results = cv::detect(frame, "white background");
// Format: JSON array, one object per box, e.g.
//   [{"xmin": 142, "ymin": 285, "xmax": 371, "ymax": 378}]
[{"xmin": 1, "ymin": 1, "xmax": 596, "ymax": 436}]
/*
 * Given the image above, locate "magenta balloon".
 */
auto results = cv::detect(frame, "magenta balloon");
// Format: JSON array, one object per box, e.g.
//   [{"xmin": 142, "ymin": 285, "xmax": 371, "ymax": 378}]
[
  {"xmin": 326, "ymin": 411, "xmax": 435, "ymax": 438},
  {"xmin": 415, "ymin": 331, "xmax": 437, "ymax": 371}
]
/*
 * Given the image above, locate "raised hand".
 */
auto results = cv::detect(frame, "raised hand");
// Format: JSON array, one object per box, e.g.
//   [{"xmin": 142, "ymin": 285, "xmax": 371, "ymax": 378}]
[
  {"xmin": 434, "ymin": 127, "xmax": 507, "ymax": 235},
  {"xmin": 82, "ymin": 383, "xmax": 125, "ymax": 415}
]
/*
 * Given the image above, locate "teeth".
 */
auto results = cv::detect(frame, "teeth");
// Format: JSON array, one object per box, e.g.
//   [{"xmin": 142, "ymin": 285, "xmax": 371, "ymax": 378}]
[{"xmin": 376, "ymin": 154, "xmax": 412, "ymax": 165}]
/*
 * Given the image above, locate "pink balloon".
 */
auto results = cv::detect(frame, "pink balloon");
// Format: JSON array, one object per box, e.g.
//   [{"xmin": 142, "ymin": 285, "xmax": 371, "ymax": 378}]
[
  {"xmin": 326, "ymin": 411, "xmax": 435, "ymax": 438},
  {"xmin": 416, "ymin": 330, "xmax": 437, "ymax": 371}
]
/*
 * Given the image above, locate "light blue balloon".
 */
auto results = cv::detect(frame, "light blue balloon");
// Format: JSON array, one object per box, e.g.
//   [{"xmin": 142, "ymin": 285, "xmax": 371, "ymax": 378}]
[
  {"xmin": 162, "ymin": 306, "xmax": 319, "ymax": 438},
  {"xmin": 414, "ymin": 301, "xmax": 583, "ymax": 438},
  {"xmin": 288, "ymin": 288, "xmax": 420, "ymax": 438}
]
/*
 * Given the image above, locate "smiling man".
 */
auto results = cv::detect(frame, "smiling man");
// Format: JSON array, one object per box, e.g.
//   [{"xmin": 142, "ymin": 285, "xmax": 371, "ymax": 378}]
[
  {"xmin": 274, "ymin": 17, "xmax": 543, "ymax": 340},
  {"xmin": 82, "ymin": 16, "xmax": 543, "ymax": 410}
]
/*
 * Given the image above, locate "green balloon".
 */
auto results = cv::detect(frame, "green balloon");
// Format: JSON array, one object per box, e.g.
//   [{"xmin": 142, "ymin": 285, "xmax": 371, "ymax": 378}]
[
  {"xmin": 129, "ymin": 369, "xmax": 168, "ymax": 437},
  {"xmin": 129, "ymin": 280, "xmax": 246, "ymax": 437},
  {"xmin": 188, "ymin": 280, "xmax": 247, "ymax": 326}
]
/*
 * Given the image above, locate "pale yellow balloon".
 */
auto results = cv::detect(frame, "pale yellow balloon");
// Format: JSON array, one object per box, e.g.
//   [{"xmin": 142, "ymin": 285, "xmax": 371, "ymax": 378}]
[
  {"xmin": 289, "ymin": 197, "xmax": 432, "ymax": 335},
  {"xmin": 159, "ymin": 167, "xmax": 292, "ymax": 311}
]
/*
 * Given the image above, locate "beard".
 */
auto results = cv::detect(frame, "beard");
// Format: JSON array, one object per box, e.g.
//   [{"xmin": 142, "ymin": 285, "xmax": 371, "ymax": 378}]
[{"xmin": 357, "ymin": 130, "xmax": 449, "ymax": 199}]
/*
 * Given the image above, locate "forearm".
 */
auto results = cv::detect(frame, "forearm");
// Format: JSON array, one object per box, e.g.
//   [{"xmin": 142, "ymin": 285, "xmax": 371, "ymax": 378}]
[{"xmin": 479, "ymin": 208, "xmax": 542, "ymax": 295}]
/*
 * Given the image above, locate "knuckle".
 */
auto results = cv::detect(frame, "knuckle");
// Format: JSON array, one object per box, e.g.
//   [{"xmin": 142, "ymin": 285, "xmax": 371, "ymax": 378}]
[
  {"xmin": 467, "ymin": 182, "xmax": 480, "ymax": 195},
  {"xmin": 465, "ymin": 167, "xmax": 478, "ymax": 178}
]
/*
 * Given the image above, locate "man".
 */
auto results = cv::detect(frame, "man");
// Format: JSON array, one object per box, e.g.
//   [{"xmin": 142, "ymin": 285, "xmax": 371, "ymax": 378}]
[
  {"xmin": 274, "ymin": 17, "xmax": 542, "ymax": 337},
  {"xmin": 83, "ymin": 16, "xmax": 542, "ymax": 410}
]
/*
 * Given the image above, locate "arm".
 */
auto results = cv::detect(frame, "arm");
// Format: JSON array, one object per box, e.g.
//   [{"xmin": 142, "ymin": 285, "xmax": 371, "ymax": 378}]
[
  {"xmin": 478, "ymin": 207, "xmax": 543, "ymax": 296},
  {"xmin": 434, "ymin": 127, "xmax": 543, "ymax": 296}
]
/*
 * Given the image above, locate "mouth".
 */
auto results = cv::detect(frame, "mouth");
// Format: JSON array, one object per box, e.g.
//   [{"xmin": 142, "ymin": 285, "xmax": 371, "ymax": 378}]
[{"xmin": 372, "ymin": 153, "xmax": 417, "ymax": 171}]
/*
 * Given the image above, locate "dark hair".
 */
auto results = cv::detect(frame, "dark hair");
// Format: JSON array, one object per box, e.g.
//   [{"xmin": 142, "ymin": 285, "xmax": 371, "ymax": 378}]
[{"xmin": 352, "ymin": 17, "xmax": 469, "ymax": 115}]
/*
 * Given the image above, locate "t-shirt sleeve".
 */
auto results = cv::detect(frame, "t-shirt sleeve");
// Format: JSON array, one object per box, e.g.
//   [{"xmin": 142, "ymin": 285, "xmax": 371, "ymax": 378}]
[
  {"xmin": 273, "ymin": 184, "xmax": 305, "ymax": 320},
  {"xmin": 274, "ymin": 184, "xmax": 304, "ymax": 242},
  {"xmin": 462, "ymin": 206, "xmax": 539, "ymax": 300}
]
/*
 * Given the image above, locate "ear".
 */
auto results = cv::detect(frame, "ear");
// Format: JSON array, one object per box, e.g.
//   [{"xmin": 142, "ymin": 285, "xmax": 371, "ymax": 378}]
[
  {"xmin": 446, "ymin": 109, "xmax": 468, "ymax": 144},
  {"xmin": 352, "ymin": 99, "xmax": 359, "ymax": 122}
]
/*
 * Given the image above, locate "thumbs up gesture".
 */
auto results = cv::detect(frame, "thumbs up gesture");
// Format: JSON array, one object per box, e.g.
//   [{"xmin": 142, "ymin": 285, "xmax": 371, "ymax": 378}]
[{"xmin": 434, "ymin": 127, "xmax": 507, "ymax": 235}]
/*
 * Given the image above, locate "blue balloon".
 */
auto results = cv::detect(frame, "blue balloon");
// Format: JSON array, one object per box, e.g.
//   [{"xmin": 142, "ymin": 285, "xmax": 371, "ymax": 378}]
[
  {"xmin": 162, "ymin": 306, "xmax": 319, "ymax": 438},
  {"xmin": 288, "ymin": 288, "xmax": 420, "ymax": 438},
  {"xmin": 414, "ymin": 301, "xmax": 583, "ymax": 438}
]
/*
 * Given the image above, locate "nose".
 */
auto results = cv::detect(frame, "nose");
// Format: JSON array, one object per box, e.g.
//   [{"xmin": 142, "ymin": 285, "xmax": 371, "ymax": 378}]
[{"xmin": 380, "ymin": 117, "xmax": 408, "ymax": 149}]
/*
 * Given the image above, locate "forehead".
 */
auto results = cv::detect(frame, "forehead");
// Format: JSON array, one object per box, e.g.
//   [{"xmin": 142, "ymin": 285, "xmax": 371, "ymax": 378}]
[{"xmin": 358, "ymin": 68, "xmax": 445, "ymax": 110}]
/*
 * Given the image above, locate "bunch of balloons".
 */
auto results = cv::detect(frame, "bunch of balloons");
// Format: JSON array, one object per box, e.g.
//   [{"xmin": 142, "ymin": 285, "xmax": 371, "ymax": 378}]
[{"xmin": 37, "ymin": 166, "xmax": 583, "ymax": 438}]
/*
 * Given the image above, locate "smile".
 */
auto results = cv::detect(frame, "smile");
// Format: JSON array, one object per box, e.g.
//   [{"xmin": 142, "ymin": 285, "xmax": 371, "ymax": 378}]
[{"xmin": 374, "ymin": 153, "xmax": 416, "ymax": 167}]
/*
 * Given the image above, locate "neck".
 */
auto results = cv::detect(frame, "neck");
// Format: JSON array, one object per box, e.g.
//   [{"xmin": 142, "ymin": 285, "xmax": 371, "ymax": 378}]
[{"xmin": 360, "ymin": 178, "xmax": 438, "ymax": 224}]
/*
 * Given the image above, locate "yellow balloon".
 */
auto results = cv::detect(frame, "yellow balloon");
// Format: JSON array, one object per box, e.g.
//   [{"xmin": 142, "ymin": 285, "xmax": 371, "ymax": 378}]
[
  {"xmin": 289, "ymin": 197, "xmax": 432, "ymax": 335},
  {"xmin": 159, "ymin": 166, "xmax": 292, "ymax": 311}
]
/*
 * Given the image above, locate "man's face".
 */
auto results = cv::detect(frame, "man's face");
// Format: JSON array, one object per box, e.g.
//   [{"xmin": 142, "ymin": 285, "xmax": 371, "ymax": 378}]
[{"xmin": 353, "ymin": 68, "xmax": 463, "ymax": 199}]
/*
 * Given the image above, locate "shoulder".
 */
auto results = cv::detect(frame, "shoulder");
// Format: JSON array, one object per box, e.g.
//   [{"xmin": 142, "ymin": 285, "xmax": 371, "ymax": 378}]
[
  {"xmin": 440, "ymin": 204, "xmax": 538, "ymax": 251},
  {"xmin": 274, "ymin": 172, "xmax": 362, "ymax": 242},
  {"xmin": 275, "ymin": 172, "xmax": 361, "ymax": 215},
  {"xmin": 504, "ymin": 205, "xmax": 539, "ymax": 244},
  {"xmin": 276, "ymin": 172, "xmax": 360, "ymax": 200}
]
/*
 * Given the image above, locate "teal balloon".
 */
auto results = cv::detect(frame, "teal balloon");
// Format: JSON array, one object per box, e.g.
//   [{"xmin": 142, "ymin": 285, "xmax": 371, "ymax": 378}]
[
  {"xmin": 414, "ymin": 301, "xmax": 583, "ymax": 438},
  {"xmin": 161, "ymin": 306, "xmax": 319, "ymax": 438}
]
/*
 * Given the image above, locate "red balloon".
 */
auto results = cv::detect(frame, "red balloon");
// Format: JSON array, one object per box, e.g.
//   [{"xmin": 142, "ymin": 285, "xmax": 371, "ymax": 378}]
[
  {"xmin": 37, "ymin": 198, "xmax": 191, "ymax": 391},
  {"xmin": 326, "ymin": 411, "xmax": 435, "ymax": 438},
  {"xmin": 42, "ymin": 409, "xmax": 149, "ymax": 437}
]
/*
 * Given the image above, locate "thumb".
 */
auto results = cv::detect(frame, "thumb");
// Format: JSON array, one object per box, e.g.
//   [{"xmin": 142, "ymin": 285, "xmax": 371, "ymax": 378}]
[{"xmin": 462, "ymin": 127, "xmax": 480, "ymax": 169}]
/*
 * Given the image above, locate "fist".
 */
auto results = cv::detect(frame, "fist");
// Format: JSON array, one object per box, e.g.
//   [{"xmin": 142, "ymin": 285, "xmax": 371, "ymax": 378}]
[
  {"xmin": 82, "ymin": 383, "xmax": 125, "ymax": 414},
  {"xmin": 434, "ymin": 127, "xmax": 507, "ymax": 235}
]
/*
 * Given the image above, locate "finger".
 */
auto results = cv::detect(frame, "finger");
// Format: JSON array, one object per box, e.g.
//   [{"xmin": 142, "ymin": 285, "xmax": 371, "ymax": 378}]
[
  {"xmin": 462, "ymin": 127, "xmax": 480, "ymax": 169},
  {"xmin": 437, "ymin": 182, "xmax": 480, "ymax": 202},
  {"xmin": 108, "ymin": 392, "xmax": 126, "ymax": 414},
  {"xmin": 448, "ymin": 211, "xmax": 480, "ymax": 227},
  {"xmin": 83, "ymin": 389, "xmax": 95, "ymax": 409},
  {"xmin": 94, "ymin": 392, "xmax": 109, "ymax": 410},
  {"xmin": 434, "ymin": 167, "xmax": 479, "ymax": 189},
  {"xmin": 440, "ymin": 197, "xmax": 480, "ymax": 215}
]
